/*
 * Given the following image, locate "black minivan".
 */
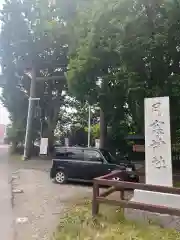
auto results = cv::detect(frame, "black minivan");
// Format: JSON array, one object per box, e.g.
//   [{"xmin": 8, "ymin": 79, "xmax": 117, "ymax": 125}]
[{"xmin": 50, "ymin": 147, "xmax": 139, "ymax": 184}]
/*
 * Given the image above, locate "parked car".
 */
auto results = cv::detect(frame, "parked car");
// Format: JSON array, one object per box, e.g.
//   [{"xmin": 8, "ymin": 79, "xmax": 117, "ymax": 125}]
[
  {"xmin": 101, "ymin": 149, "xmax": 136, "ymax": 171},
  {"xmin": 50, "ymin": 147, "xmax": 139, "ymax": 184}
]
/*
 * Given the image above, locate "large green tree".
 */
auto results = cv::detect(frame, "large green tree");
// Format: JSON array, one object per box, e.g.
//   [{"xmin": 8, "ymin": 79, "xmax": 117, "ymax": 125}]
[
  {"xmin": 67, "ymin": 0, "xmax": 128, "ymax": 148},
  {"xmin": 67, "ymin": 0, "xmax": 180, "ymax": 146},
  {"xmin": 0, "ymin": 0, "xmax": 69, "ymax": 153},
  {"xmin": 114, "ymin": 0, "xmax": 180, "ymax": 139}
]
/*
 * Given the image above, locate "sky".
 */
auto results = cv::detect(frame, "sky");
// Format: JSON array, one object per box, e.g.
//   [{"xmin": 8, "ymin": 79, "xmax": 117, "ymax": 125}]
[{"xmin": 0, "ymin": 89, "xmax": 9, "ymax": 125}]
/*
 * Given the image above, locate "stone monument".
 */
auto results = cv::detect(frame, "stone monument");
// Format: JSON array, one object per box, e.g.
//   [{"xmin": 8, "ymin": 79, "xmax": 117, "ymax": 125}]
[{"xmin": 125, "ymin": 97, "xmax": 180, "ymax": 229}]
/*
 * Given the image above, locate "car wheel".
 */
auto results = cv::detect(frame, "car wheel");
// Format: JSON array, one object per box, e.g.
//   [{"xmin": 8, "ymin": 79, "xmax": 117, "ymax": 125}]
[{"xmin": 55, "ymin": 171, "xmax": 67, "ymax": 184}]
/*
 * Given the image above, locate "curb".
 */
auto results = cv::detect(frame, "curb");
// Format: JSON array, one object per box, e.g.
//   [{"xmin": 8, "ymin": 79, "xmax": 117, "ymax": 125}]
[{"xmin": 9, "ymin": 172, "xmax": 18, "ymax": 240}]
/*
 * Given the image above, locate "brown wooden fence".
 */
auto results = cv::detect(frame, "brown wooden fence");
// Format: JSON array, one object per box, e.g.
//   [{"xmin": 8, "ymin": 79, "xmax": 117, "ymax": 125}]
[{"xmin": 92, "ymin": 170, "xmax": 180, "ymax": 217}]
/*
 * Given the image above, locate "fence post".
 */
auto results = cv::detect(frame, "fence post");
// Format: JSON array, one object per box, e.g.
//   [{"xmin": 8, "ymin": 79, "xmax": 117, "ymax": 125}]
[
  {"xmin": 120, "ymin": 190, "xmax": 124, "ymax": 200},
  {"xmin": 92, "ymin": 181, "xmax": 99, "ymax": 216}
]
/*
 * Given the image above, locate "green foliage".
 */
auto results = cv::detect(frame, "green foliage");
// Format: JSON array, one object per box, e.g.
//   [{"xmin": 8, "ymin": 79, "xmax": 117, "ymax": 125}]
[
  {"xmin": 90, "ymin": 123, "xmax": 100, "ymax": 140},
  {"xmin": 3, "ymin": 0, "xmax": 180, "ymax": 153},
  {"xmin": 5, "ymin": 123, "xmax": 25, "ymax": 152},
  {"xmin": 6, "ymin": 123, "xmax": 24, "ymax": 144},
  {"xmin": 0, "ymin": 0, "xmax": 71, "ymax": 151},
  {"xmin": 67, "ymin": 0, "xmax": 180, "ymax": 145},
  {"xmin": 67, "ymin": 0, "xmax": 130, "ymax": 147},
  {"xmin": 85, "ymin": 123, "xmax": 100, "ymax": 141}
]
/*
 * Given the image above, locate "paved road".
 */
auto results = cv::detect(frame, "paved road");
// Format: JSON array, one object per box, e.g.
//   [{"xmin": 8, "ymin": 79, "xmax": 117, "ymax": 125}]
[{"xmin": 0, "ymin": 145, "xmax": 14, "ymax": 240}]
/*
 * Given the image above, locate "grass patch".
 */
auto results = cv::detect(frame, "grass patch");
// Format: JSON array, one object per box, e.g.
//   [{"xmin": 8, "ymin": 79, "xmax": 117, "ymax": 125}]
[
  {"xmin": 53, "ymin": 199, "xmax": 180, "ymax": 240},
  {"xmin": 174, "ymin": 182, "xmax": 180, "ymax": 188},
  {"xmin": 8, "ymin": 153, "xmax": 23, "ymax": 161}
]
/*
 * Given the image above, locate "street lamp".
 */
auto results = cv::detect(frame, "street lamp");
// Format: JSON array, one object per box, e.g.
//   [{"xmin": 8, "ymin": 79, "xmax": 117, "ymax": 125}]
[
  {"xmin": 23, "ymin": 67, "xmax": 37, "ymax": 160},
  {"xmin": 23, "ymin": 72, "xmax": 66, "ymax": 160},
  {"xmin": 88, "ymin": 105, "xmax": 91, "ymax": 147}
]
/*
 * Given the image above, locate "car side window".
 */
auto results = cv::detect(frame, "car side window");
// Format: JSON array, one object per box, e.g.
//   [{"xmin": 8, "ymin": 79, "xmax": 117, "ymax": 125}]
[
  {"xmin": 54, "ymin": 148, "xmax": 67, "ymax": 158},
  {"xmin": 54, "ymin": 148, "xmax": 84, "ymax": 160},
  {"xmin": 84, "ymin": 150, "xmax": 102, "ymax": 162},
  {"xmin": 66, "ymin": 149, "xmax": 84, "ymax": 160}
]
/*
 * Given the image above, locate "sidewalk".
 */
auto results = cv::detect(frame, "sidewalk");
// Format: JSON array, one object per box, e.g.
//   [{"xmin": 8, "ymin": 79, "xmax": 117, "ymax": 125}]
[{"xmin": 0, "ymin": 146, "xmax": 14, "ymax": 240}]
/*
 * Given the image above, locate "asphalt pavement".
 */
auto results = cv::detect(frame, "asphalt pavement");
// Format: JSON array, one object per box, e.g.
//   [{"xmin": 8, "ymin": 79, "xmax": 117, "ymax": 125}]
[{"xmin": 0, "ymin": 145, "xmax": 14, "ymax": 240}]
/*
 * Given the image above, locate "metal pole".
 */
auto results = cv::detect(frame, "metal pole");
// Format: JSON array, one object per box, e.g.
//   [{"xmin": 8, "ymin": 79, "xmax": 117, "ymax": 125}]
[
  {"xmin": 40, "ymin": 119, "xmax": 43, "ymax": 139},
  {"xmin": 23, "ymin": 67, "xmax": 36, "ymax": 160},
  {"xmin": 88, "ymin": 105, "xmax": 91, "ymax": 147}
]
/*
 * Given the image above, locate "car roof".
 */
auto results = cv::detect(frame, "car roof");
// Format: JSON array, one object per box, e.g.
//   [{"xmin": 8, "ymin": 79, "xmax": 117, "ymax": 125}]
[{"xmin": 54, "ymin": 146, "xmax": 102, "ymax": 151}]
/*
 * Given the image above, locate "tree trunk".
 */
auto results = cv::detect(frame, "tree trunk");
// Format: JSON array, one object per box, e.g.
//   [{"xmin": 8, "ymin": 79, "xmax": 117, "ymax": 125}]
[
  {"xmin": 100, "ymin": 107, "xmax": 107, "ymax": 148},
  {"xmin": 99, "ymin": 77, "xmax": 108, "ymax": 149},
  {"xmin": 47, "ymin": 126, "xmax": 54, "ymax": 156},
  {"xmin": 11, "ymin": 141, "xmax": 18, "ymax": 153}
]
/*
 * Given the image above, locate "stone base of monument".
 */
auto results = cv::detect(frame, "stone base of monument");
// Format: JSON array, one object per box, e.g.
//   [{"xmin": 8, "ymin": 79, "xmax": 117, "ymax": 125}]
[{"xmin": 124, "ymin": 190, "xmax": 180, "ymax": 231}]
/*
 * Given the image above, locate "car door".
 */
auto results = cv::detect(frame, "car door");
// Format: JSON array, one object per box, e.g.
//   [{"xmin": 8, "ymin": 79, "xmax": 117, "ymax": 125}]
[
  {"xmin": 99, "ymin": 149, "xmax": 122, "ymax": 172},
  {"xmin": 83, "ymin": 149, "xmax": 112, "ymax": 180},
  {"xmin": 64, "ymin": 148, "xmax": 84, "ymax": 179}
]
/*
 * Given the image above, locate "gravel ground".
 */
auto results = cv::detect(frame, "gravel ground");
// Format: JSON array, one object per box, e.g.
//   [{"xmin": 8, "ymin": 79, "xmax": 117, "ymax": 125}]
[
  {"xmin": 9, "ymin": 156, "xmax": 135, "ymax": 240},
  {"xmin": 9, "ymin": 156, "xmax": 52, "ymax": 173},
  {"xmin": 12, "ymin": 169, "xmax": 92, "ymax": 240}
]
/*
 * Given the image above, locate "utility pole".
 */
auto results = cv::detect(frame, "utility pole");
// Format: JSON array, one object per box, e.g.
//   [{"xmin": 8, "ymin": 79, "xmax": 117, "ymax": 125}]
[
  {"xmin": 88, "ymin": 105, "xmax": 91, "ymax": 147},
  {"xmin": 23, "ymin": 67, "xmax": 36, "ymax": 160},
  {"xmin": 23, "ymin": 74, "xmax": 65, "ymax": 160},
  {"xmin": 99, "ymin": 80, "xmax": 107, "ymax": 149}
]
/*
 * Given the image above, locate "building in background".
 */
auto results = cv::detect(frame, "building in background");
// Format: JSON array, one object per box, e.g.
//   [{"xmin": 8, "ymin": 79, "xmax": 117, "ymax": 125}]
[{"xmin": 0, "ymin": 124, "xmax": 6, "ymax": 144}]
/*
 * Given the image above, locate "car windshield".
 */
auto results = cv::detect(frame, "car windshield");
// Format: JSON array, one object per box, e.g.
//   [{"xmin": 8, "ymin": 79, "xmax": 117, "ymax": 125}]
[{"xmin": 100, "ymin": 149, "xmax": 117, "ymax": 164}]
